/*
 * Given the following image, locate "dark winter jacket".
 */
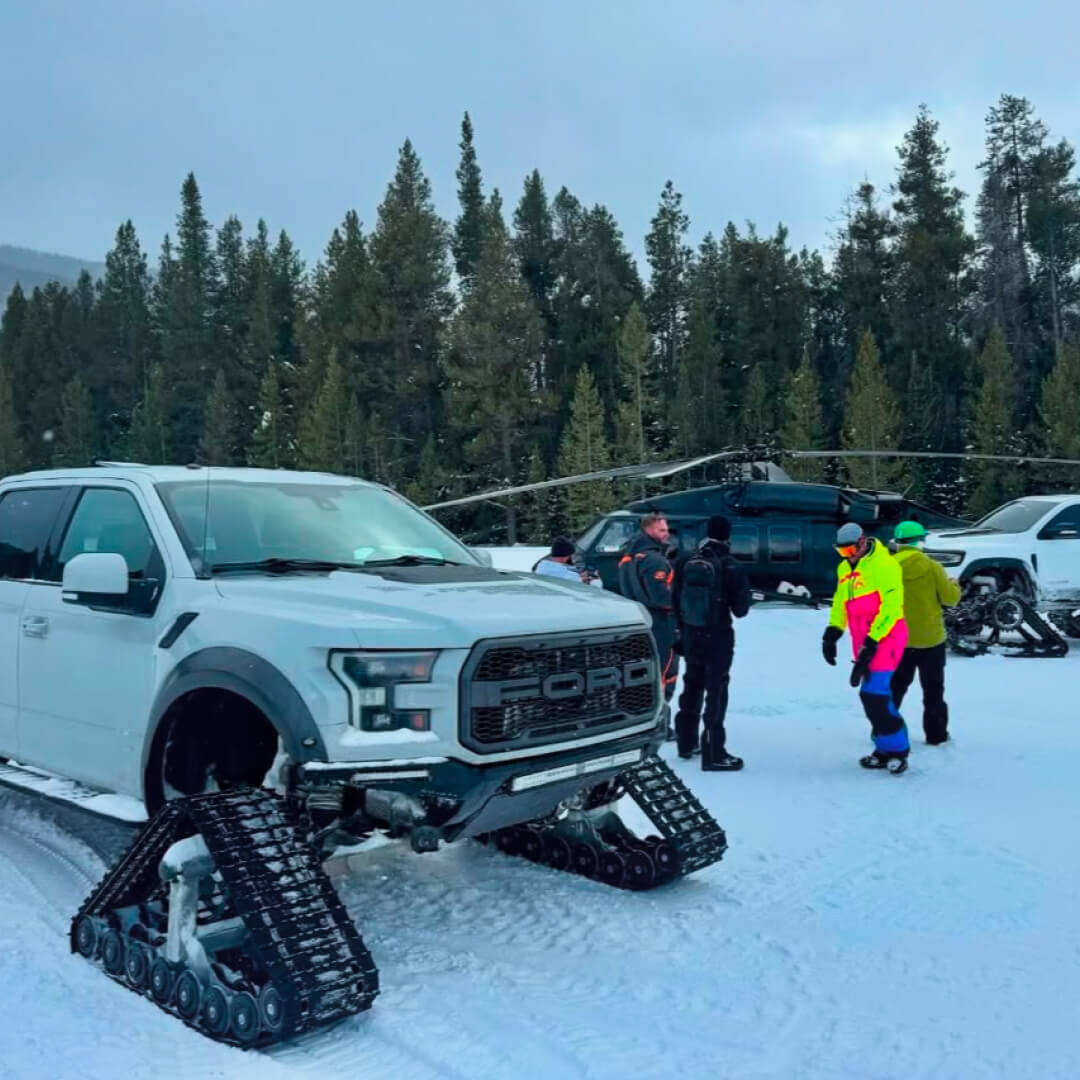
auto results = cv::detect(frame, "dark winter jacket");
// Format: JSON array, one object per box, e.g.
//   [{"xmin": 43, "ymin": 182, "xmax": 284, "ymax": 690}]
[
  {"xmin": 672, "ymin": 539, "xmax": 752, "ymax": 633},
  {"xmin": 617, "ymin": 531, "xmax": 674, "ymax": 615}
]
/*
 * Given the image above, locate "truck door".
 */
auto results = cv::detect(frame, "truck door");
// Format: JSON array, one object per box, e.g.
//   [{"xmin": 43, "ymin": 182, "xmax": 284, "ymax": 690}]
[
  {"xmin": 1035, "ymin": 503, "xmax": 1080, "ymax": 602},
  {"xmin": 17, "ymin": 483, "xmax": 171, "ymax": 794},
  {"xmin": 0, "ymin": 485, "xmax": 70, "ymax": 758}
]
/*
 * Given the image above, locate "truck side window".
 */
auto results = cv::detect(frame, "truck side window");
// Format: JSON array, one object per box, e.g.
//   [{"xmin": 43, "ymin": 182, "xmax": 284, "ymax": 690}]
[
  {"xmin": 54, "ymin": 488, "xmax": 164, "ymax": 581},
  {"xmin": 1039, "ymin": 504, "xmax": 1080, "ymax": 539},
  {"xmin": 0, "ymin": 488, "xmax": 68, "ymax": 581}
]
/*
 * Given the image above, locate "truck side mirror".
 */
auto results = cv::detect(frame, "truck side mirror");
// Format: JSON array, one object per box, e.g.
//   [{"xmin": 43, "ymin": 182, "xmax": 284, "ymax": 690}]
[{"xmin": 62, "ymin": 552, "xmax": 130, "ymax": 603}]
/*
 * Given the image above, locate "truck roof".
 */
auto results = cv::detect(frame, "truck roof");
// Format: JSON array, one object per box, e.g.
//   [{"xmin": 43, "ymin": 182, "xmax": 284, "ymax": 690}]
[{"xmin": 1, "ymin": 464, "xmax": 381, "ymax": 488}]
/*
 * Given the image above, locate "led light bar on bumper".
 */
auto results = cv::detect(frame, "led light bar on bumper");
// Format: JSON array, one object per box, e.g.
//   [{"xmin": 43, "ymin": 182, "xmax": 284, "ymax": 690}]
[{"xmin": 330, "ymin": 650, "xmax": 438, "ymax": 732}]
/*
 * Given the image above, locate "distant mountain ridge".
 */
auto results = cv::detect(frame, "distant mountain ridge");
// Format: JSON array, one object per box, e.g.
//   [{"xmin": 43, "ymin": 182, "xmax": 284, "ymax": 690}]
[{"xmin": 1, "ymin": 244, "xmax": 107, "ymax": 303}]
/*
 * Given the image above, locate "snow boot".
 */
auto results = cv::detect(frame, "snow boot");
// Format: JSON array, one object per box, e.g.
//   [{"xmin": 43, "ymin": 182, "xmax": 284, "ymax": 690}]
[
  {"xmin": 859, "ymin": 752, "xmax": 889, "ymax": 769},
  {"xmin": 702, "ymin": 733, "xmax": 743, "ymax": 771},
  {"xmin": 886, "ymin": 757, "xmax": 909, "ymax": 775}
]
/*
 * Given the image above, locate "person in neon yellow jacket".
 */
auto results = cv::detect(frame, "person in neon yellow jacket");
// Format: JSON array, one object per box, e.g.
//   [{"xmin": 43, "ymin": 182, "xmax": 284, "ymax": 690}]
[{"xmin": 821, "ymin": 522, "xmax": 911, "ymax": 773}]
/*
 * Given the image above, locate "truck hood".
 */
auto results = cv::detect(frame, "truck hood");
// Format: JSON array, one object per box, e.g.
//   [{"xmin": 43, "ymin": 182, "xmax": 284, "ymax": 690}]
[
  {"xmin": 923, "ymin": 527, "xmax": 1005, "ymax": 550},
  {"xmin": 212, "ymin": 567, "xmax": 648, "ymax": 648}
]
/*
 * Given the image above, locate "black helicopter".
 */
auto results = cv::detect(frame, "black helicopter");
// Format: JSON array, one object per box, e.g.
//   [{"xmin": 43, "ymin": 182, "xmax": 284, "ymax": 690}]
[{"xmin": 423, "ymin": 445, "xmax": 1080, "ymax": 653}]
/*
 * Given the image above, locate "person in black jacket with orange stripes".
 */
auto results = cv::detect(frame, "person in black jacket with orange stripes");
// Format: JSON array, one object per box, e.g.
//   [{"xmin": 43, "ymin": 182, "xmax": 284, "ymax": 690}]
[{"xmin": 617, "ymin": 514, "xmax": 679, "ymax": 730}]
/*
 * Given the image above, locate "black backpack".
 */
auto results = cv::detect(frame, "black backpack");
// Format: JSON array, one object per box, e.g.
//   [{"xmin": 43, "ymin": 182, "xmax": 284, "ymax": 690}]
[{"xmin": 679, "ymin": 548, "xmax": 724, "ymax": 628}]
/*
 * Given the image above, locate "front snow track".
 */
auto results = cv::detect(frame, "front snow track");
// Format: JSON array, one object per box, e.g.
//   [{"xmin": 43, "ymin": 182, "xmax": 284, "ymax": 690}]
[
  {"xmin": 478, "ymin": 756, "xmax": 728, "ymax": 890},
  {"xmin": 66, "ymin": 755, "xmax": 726, "ymax": 1049},
  {"xmin": 70, "ymin": 787, "xmax": 379, "ymax": 1049}
]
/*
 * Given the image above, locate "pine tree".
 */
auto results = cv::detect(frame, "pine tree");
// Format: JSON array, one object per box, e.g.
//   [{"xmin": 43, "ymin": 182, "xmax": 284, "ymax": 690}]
[
  {"xmin": 645, "ymin": 180, "xmax": 691, "ymax": 386},
  {"xmin": 512, "ymin": 169, "xmax": 558, "ymax": 389},
  {"xmin": 842, "ymin": 330, "xmax": 904, "ymax": 490},
  {"xmin": 741, "ymin": 364, "xmax": 772, "ymax": 445},
  {"xmin": 516, "ymin": 445, "xmax": 555, "ymax": 544},
  {"xmin": 160, "ymin": 173, "xmax": 219, "ymax": 461},
  {"xmin": 1040, "ymin": 341, "xmax": 1080, "ymax": 487},
  {"xmin": 833, "ymin": 182, "xmax": 895, "ymax": 401},
  {"xmin": 343, "ymin": 394, "xmax": 365, "ymax": 478},
  {"xmin": 297, "ymin": 352, "xmax": 348, "ymax": 473},
  {"xmin": 96, "ymin": 221, "xmax": 153, "ymax": 447},
  {"xmin": 446, "ymin": 194, "xmax": 544, "ymax": 538},
  {"xmin": 0, "ymin": 364, "xmax": 26, "ymax": 477},
  {"xmin": 53, "ymin": 373, "xmax": 97, "ymax": 467},
  {"xmin": 452, "ymin": 112, "xmax": 485, "ymax": 288},
  {"xmin": 613, "ymin": 301, "xmax": 651, "ymax": 472},
  {"xmin": 968, "ymin": 326, "xmax": 1022, "ymax": 517},
  {"xmin": 891, "ymin": 105, "xmax": 975, "ymax": 497},
  {"xmin": 781, "ymin": 347, "xmax": 826, "ymax": 481},
  {"xmin": 558, "ymin": 366, "xmax": 613, "ymax": 534},
  {"xmin": 369, "ymin": 141, "xmax": 454, "ymax": 468},
  {"xmin": 674, "ymin": 233, "xmax": 727, "ymax": 456},
  {"xmin": 200, "ymin": 369, "xmax": 236, "ymax": 465},
  {"xmin": 125, "ymin": 363, "xmax": 170, "ymax": 463},
  {"xmin": 247, "ymin": 363, "xmax": 290, "ymax": 469}
]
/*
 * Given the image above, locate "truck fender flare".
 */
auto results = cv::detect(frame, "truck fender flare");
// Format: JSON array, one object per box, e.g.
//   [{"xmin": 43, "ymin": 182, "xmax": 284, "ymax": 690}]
[
  {"xmin": 141, "ymin": 647, "xmax": 328, "ymax": 795},
  {"xmin": 960, "ymin": 557, "xmax": 1036, "ymax": 592}
]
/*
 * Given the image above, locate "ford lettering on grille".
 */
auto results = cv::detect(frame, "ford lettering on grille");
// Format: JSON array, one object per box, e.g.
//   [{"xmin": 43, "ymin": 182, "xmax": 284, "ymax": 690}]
[{"xmin": 460, "ymin": 630, "xmax": 660, "ymax": 753}]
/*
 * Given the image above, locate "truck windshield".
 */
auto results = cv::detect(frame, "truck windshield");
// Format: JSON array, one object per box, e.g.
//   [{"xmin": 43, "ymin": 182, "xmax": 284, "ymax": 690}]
[
  {"xmin": 156, "ymin": 479, "xmax": 478, "ymax": 575},
  {"xmin": 971, "ymin": 498, "xmax": 1061, "ymax": 534}
]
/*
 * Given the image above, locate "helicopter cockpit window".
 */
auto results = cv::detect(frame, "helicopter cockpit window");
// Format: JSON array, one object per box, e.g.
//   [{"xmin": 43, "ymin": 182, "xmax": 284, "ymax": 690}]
[
  {"xmin": 594, "ymin": 518, "xmax": 638, "ymax": 553},
  {"xmin": 768, "ymin": 525, "xmax": 802, "ymax": 563},
  {"xmin": 729, "ymin": 525, "xmax": 759, "ymax": 562}
]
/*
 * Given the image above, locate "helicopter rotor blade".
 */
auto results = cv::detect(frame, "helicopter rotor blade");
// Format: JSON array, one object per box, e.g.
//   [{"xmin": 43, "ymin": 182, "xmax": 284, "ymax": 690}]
[
  {"xmin": 787, "ymin": 449, "xmax": 1080, "ymax": 467},
  {"xmin": 421, "ymin": 448, "xmax": 762, "ymax": 511}
]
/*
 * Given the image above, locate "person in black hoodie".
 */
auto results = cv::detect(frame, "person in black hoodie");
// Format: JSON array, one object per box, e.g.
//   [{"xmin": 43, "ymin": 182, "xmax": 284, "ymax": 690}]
[
  {"xmin": 617, "ymin": 513, "xmax": 679, "ymax": 712},
  {"xmin": 671, "ymin": 515, "xmax": 751, "ymax": 770}
]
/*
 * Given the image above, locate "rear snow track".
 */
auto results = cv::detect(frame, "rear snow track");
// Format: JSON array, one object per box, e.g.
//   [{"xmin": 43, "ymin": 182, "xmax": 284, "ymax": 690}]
[{"xmin": 3, "ymin": 604, "xmax": 1080, "ymax": 1079}]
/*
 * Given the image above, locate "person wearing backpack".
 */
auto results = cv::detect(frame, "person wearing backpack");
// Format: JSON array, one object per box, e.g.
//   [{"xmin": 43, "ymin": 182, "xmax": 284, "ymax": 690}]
[{"xmin": 671, "ymin": 515, "xmax": 751, "ymax": 771}]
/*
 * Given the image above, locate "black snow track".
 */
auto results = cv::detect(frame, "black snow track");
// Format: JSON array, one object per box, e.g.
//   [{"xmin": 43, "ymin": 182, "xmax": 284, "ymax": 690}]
[
  {"xmin": 70, "ymin": 787, "xmax": 378, "ymax": 1049},
  {"xmin": 478, "ymin": 755, "xmax": 728, "ymax": 890}
]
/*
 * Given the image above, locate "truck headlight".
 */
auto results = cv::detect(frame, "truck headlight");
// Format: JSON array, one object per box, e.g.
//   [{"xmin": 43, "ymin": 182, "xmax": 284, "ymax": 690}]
[
  {"xmin": 330, "ymin": 650, "xmax": 438, "ymax": 732},
  {"xmin": 925, "ymin": 549, "xmax": 964, "ymax": 567}
]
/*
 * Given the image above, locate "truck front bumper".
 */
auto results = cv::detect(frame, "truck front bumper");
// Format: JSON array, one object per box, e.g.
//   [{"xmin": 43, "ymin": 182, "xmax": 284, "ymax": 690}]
[{"xmin": 290, "ymin": 727, "xmax": 664, "ymax": 842}]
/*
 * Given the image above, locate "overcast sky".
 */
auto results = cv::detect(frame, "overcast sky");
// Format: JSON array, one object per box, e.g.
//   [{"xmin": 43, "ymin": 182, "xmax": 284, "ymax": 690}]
[{"xmin": 2, "ymin": 0, "xmax": 1078, "ymax": 275}]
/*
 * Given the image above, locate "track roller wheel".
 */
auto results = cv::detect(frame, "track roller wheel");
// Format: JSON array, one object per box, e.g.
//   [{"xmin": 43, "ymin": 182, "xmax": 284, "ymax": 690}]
[
  {"xmin": 623, "ymin": 848, "xmax": 658, "ymax": 890},
  {"xmin": 202, "ymin": 986, "xmax": 230, "ymax": 1037},
  {"xmin": 596, "ymin": 849, "xmax": 626, "ymax": 888},
  {"xmin": 150, "ymin": 958, "xmax": 174, "ymax": 1004},
  {"xmin": 175, "ymin": 970, "xmax": 202, "ymax": 1020},
  {"xmin": 520, "ymin": 828, "xmax": 544, "ymax": 862},
  {"xmin": 541, "ymin": 833, "xmax": 571, "ymax": 871},
  {"xmin": 648, "ymin": 839, "xmax": 679, "ymax": 879},
  {"xmin": 571, "ymin": 842, "xmax": 598, "ymax": 878},
  {"xmin": 230, "ymin": 991, "xmax": 261, "ymax": 1044},
  {"xmin": 259, "ymin": 984, "xmax": 286, "ymax": 1034},
  {"xmin": 124, "ymin": 941, "xmax": 150, "ymax": 989},
  {"xmin": 101, "ymin": 929, "xmax": 125, "ymax": 976},
  {"xmin": 74, "ymin": 915, "xmax": 97, "ymax": 959},
  {"xmin": 495, "ymin": 828, "xmax": 521, "ymax": 856}
]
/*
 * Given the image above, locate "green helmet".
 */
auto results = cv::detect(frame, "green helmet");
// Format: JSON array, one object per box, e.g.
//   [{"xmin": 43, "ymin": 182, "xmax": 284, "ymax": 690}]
[{"xmin": 893, "ymin": 520, "xmax": 927, "ymax": 545}]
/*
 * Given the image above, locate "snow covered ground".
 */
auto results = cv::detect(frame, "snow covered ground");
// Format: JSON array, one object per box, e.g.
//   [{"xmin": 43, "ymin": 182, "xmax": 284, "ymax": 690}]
[{"xmin": 2, "ymin": 547, "xmax": 1079, "ymax": 1079}]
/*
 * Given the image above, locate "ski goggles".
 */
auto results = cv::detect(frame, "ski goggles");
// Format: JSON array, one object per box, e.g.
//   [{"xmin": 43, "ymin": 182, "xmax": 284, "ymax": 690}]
[{"xmin": 834, "ymin": 543, "xmax": 860, "ymax": 559}]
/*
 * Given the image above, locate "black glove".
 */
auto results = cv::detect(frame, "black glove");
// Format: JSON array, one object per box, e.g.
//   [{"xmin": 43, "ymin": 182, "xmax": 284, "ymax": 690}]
[
  {"xmin": 822, "ymin": 625, "xmax": 843, "ymax": 666},
  {"xmin": 849, "ymin": 637, "xmax": 878, "ymax": 687}
]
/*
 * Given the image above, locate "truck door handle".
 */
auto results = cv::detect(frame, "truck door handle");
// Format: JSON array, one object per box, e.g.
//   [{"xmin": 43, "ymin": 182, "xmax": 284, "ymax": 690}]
[{"xmin": 22, "ymin": 615, "xmax": 49, "ymax": 638}]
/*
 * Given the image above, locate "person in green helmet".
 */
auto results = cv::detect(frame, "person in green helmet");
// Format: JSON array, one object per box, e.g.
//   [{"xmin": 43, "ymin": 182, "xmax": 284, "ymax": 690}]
[{"xmin": 890, "ymin": 520, "xmax": 962, "ymax": 744}]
